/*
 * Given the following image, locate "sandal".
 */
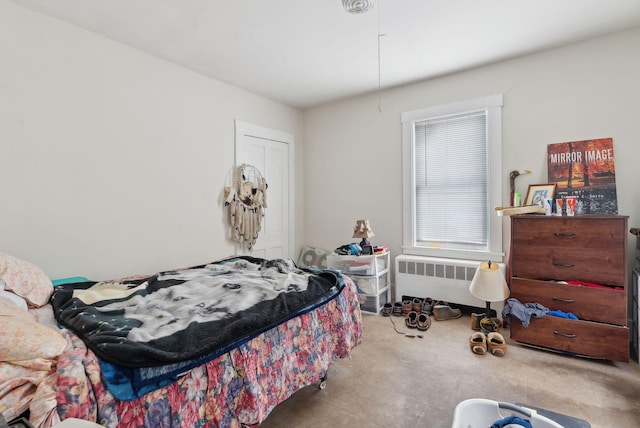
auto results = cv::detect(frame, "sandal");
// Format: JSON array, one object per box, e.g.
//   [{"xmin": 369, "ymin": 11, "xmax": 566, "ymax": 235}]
[
  {"xmin": 487, "ymin": 332, "xmax": 507, "ymax": 357},
  {"xmin": 405, "ymin": 311, "xmax": 418, "ymax": 328},
  {"xmin": 416, "ymin": 313, "xmax": 431, "ymax": 331},
  {"xmin": 469, "ymin": 332, "xmax": 487, "ymax": 355}
]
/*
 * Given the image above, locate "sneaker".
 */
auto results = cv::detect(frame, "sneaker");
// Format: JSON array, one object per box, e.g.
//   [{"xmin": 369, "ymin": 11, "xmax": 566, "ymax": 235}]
[
  {"xmin": 382, "ymin": 303, "xmax": 393, "ymax": 317},
  {"xmin": 421, "ymin": 297, "xmax": 434, "ymax": 315},
  {"xmin": 416, "ymin": 313, "xmax": 431, "ymax": 331},
  {"xmin": 392, "ymin": 302, "xmax": 403, "ymax": 317},
  {"xmin": 433, "ymin": 304, "xmax": 462, "ymax": 321},
  {"xmin": 401, "ymin": 299, "xmax": 412, "ymax": 316}
]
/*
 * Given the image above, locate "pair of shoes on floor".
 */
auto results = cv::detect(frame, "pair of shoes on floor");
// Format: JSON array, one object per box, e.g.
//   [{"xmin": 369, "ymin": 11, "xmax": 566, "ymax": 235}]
[
  {"xmin": 433, "ymin": 304, "xmax": 462, "ymax": 321},
  {"xmin": 469, "ymin": 332, "xmax": 507, "ymax": 356},
  {"xmin": 405, "ymin": 310, "xmax": 431, "ymax": 331}
]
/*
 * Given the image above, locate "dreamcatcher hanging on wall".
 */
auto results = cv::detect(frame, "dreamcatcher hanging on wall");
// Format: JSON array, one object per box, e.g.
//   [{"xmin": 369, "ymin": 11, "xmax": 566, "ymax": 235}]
[{"xmin": 224, "ymin": 164, "xmax": 268, "ymax": 250}]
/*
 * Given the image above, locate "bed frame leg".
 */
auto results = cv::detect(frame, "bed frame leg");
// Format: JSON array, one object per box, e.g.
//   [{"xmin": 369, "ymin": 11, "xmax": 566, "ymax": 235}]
[{"xmin": 319, "ymin": 376, "xmax": 327, "ymax": 390}]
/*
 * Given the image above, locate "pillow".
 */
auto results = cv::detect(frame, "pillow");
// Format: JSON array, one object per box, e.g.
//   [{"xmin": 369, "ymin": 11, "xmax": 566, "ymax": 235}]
[
  {"xmin": 0, "ymin": 252, "xmax": 53, "ymax": 307},
  {"xmin": 0, "ymin": 299, "xmax": 67, "ymax": 365},
  {"xmin": 52, "ymin": 276, "xmax": 90, "ymax": 286}
]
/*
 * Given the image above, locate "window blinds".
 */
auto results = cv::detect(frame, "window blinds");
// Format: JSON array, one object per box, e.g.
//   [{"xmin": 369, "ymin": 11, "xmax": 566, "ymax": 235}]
[{"xmin": 414, "ymin": 111, "xmax": 488, "ymax": 247}]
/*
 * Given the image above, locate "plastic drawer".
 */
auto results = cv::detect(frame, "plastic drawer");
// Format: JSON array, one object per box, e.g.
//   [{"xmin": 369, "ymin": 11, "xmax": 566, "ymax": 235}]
[
  {"xmin": 327, "ymin": 253, "xmax": 387, "ymax": 275},
  {"xmin": 359, "ymin": 287, "xmax": 389, "ymax": 314},
  {"xmin": 352, "ymin": 272, "xmax": 388, "ymax": 295}
]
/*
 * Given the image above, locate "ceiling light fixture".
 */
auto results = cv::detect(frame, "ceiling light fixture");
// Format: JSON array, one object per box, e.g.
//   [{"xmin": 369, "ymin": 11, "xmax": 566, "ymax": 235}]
[{"xmin": 342, "ymin": 0, "xmax": 375, "ymax": 14}]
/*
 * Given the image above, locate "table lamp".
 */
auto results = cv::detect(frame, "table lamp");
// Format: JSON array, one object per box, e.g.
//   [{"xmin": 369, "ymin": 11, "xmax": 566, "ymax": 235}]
[
  {"xmin": 469, "ymin": 261, "xmax": 509, "ymax": 332},
  {"xmin": 353, "ymin": 219, "xmax": 375, "ymax": 255}
]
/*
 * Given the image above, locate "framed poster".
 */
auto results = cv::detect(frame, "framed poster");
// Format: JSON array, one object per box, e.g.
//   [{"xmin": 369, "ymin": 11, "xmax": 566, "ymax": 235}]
[
  {"xmin": 524, "ymin": 183, "xmax": 557, "ymax": 207},
  {"xmin": 547, "ymin": 138, "xmax": 618, "ymax": 215}
]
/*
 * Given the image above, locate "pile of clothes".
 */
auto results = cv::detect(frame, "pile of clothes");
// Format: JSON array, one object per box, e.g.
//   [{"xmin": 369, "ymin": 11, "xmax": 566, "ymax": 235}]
[
  {"xmin": 334, "ymin": 243, "xmax": 363, "ymax": 255},
  {"xmin": 502, "ymin": 298, "xmax": 578, "ymax": 327}
]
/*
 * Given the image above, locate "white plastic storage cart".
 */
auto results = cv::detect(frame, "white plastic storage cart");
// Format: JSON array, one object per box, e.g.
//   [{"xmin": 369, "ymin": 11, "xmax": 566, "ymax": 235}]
[
  {"xmin": 327, "ymin": 251, "xmax": 390, "ymax": 314},
  {"xmin": 452, "ymin": 399, "xmax": 563, "ymax": 428}
]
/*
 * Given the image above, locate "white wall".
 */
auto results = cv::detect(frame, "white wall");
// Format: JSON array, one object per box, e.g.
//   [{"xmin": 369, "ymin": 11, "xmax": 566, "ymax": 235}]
[
  {"xmin": 303, "ymin": 29, "xmax": 640, "ymax": 269},
  {"xmin": 3, "ymin": 0, "xmax": 639, "ymax": 283},
  {"xmin": 0, "ymin": 1, "xmax": 304, "ymax": 280}
]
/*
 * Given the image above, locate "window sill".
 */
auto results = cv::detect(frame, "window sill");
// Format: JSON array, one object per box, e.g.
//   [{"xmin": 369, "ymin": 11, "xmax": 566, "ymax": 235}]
[{"xmin": 401, "ymin": 246, "xmax": 504, "ymax": 263}]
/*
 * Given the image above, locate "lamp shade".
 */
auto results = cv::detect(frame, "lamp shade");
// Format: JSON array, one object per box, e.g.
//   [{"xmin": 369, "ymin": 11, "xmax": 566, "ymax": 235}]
[
  {"xmin": 469, "ymin": 262, "xmax": 509, "ymax": 303},
  {"xmin": 352, "ymin": 219, "xmax": 375, "ymax": 239}
]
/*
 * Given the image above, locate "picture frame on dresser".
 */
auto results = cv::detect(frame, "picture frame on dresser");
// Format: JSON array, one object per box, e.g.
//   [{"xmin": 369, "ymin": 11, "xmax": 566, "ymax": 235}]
[{"xmin": 524, "ymin": 183, "xmax": 557, "ymax": 207}]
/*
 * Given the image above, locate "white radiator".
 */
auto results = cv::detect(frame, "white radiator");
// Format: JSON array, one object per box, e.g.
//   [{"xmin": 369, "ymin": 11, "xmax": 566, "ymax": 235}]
[{"xmin": 395, "ymin": 255, "xmax": 505, "ymax": 316}]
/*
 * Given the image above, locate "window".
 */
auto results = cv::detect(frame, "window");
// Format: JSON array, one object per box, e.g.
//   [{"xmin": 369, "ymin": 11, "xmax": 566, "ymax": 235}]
[{"xmin": 401, "ymin": 95, "xmax": 503, "ymax": 261}]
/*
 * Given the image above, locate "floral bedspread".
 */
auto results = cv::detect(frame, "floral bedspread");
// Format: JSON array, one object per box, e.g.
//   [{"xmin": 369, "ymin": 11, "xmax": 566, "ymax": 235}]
[{"xmin": 55, "ymin": 275, "xmax": 362, "ymax": 428}]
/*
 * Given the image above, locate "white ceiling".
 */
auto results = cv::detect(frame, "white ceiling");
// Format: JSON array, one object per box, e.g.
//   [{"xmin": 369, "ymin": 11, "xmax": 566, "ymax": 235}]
[{"xmin": 10, "ymin": 0, "xmax": 640, "ymax": 109}]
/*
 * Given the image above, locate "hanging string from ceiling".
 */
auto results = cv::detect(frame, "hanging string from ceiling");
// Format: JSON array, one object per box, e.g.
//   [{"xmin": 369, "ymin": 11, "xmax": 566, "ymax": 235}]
[
  {"xmin": 377, "ymin": 0, "xmax": 386, "ymax": 112},
  {"xmin": 342, "ymin": 0, "xmax": 385, "ymax": 112}
]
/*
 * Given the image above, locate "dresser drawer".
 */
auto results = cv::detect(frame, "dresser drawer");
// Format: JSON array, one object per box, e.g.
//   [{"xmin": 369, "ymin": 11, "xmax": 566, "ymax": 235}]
[
  {"xmin": 510, "ymin": 278, "xmax": 626, "ymax": 325},
  {"xmin": 511, "ymin": 216, "xmax": 626, "ymax": 251},
  {"xmin": 510, "ymin": 316, "xmax": 629, "ymax": 362},
  {"xmin": 511, "ymin": 247, "xmax": 626, "ymax": 286}
]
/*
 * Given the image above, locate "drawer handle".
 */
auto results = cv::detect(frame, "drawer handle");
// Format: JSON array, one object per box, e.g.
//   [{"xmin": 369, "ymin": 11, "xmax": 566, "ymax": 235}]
[
  {"xmin": 553, "ymin": 331, "xmax": 577, "ymax": 339},
  {"xmin": 553, "ymin": 232, "xmax": 575, "ymax": 237},
  {"xmin": 552, "ymin": 297, "xmax": 575, "ymax": 304},
  {"xmin": 553, "ymin": 262, "xmax": 575, "ymax": 268}
]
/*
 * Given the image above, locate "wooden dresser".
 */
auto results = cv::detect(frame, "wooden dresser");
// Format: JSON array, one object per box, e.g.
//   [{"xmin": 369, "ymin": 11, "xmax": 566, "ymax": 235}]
[{"xmin": 509, "ymin": 214, "xmax": 629, "ymax": 362}]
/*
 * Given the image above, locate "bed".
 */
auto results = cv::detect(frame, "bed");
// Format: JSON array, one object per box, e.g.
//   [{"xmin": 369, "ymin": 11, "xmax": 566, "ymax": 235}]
[{"xmin": 0, "ymin": 252, "xmax": 362, "ymax": 428}]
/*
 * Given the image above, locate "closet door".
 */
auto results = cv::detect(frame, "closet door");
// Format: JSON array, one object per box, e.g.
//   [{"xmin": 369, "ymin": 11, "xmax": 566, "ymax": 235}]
[{"xmin": 235, "ymin": 120, "xmax": 293, "ymax": 259}]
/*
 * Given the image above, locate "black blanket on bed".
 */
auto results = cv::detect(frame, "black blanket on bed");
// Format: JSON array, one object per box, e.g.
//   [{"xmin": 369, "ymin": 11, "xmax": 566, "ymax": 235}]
[{"xmin": 51, "ymin": 256, "xmax": 344, "ymax": 368}]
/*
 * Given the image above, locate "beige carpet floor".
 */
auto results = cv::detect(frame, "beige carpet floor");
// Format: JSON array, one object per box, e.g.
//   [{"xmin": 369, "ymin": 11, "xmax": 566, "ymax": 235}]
[{"xmin": 260, "ymin": 312, "xmax": 640, "ymax": 428}]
